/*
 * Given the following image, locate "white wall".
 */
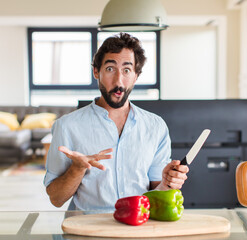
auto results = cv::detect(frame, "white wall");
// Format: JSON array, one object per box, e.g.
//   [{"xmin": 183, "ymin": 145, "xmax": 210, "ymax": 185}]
[
  {"xmin": 0, "ymin": 26, "xmax": 28, "ymax": 105},
  {"xmin": 161, "ymin": 26, "xmax": 217, "ymax": 99}
]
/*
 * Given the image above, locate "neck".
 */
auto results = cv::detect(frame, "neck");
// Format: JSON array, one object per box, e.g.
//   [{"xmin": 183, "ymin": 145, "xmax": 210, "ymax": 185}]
[
  {"xmin": 96, "ymin": 96, "xmax": 131, "ymax": 136},
  {"xmin": 96, "ymin": 96, "xmax": 130, "ymax": 118}
]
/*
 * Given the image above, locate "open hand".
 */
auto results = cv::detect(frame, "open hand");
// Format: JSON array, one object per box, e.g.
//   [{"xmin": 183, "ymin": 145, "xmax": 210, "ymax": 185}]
[{"xmin": 58, "ymin": 146, "xmax": 113, "ymax": 171}]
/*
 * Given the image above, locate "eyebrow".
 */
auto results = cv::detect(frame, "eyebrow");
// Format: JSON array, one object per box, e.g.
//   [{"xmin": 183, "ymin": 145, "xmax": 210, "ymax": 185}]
[
  {"xmin": 104, "ymin": 59, "xmax": 116, "ymax": 65},
  {"xmin": 123, "ymin": 62, "xmax": 133, "ymax": 66},
  {"xmin": 104, "ymin": 59, "xmax": 133, "ymax": 66}
]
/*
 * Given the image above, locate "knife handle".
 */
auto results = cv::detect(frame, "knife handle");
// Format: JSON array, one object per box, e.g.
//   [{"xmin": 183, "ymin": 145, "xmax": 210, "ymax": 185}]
[
  {"xmin": 168, "ymin": 157, "xmax": 187, "ymax": 188},
  {"xmin": 180, "ymin": 157, "xmax": 187, "ymax": 165}
]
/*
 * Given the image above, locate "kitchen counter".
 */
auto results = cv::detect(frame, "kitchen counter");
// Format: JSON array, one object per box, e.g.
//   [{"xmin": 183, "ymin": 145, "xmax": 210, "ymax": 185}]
[{"xmin": 0, "ymin": 209, "xmax": 247, "ymax": 239}]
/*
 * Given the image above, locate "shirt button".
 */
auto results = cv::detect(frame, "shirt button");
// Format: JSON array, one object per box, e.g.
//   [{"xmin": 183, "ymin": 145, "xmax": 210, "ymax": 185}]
[
  {"xmin": 120, "ymin": 192, "xmax": 124, "ymax": 195},
  {"xmin": 118, "ymin": 167, "xmax": 121, "ymax": 171}
]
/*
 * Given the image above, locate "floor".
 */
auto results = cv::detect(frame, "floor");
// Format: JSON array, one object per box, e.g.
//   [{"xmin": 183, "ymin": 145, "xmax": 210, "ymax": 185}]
[{"xmin": 0, "ymin": 160, "xmax": 70, "ymax": 211}]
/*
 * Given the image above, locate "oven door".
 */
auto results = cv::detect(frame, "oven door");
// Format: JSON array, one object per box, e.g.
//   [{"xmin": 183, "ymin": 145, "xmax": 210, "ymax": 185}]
[{"xmin": 172, "ymin": 146, "xmax": 243, "ymax": 208}]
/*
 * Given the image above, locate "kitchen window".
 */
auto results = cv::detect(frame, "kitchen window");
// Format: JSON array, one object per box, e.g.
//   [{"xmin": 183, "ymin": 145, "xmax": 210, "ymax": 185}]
[{"xmin": 28, "ymin": 28, "xmax": 160, "ymax": 105}]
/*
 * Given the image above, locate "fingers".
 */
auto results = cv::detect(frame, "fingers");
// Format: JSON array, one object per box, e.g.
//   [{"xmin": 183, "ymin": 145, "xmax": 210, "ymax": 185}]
[
  {"xmin": 163, "ymin": 160, "xmax": 189, "ymax": 174},
  {"xmin": 164, "ymin": 172, "xmax": 187, "ymax": 188},
  {"xmin": 173, "ymin": 164, "xmax": 189, "ymax": 174},
  {"xmin": 58, "ymin": 146, "xmax": 85, "ymax": 160},
  {"xmin": 87, "ymin": 153, "xmax": 113, "ymax": 161},
  {"xmin": 167, "ymin": 168, "xmax": 188, "ymax": 180},
  {"xmin": 87, "ymin": 148, "xmax": 113, "ymax": 161},
  {"xmin": 164, "ymin": 179, "xmax": 184, "ymax": 189},
  {"xmin": 89, "ymin": 160, "xmax": 106, "ymax": 171},
  {"xmin": 163, "ymin": 175, "xmax": 186, "ymax": 189},
  {"xmin": 99, "ymin": 148, "xmax": 113, "ymax": 155},
  {"xmin": 59, "ymin": 146, "xmax": 91, "ymax": 169},
  {"xmin": 162, "ymin": 160, "xmax": 189, "ymax": 189},
  {"xmin": 58, "ymin": 146, "xmax": 113, "ymax": 171},
  {"xmin": 171, "ymin": 160, "xmax": 181, "ymax": 166},
  {"xmin": 87, "ymin": 149, "xmax": 113, "ymax": 170},
  {"xmin": 58, "ymin": 146, "xmax": 73, "ymax": 156},
  {"xmin": 163, "ymin": 160, "xmax": 180, "ymax": 173}
]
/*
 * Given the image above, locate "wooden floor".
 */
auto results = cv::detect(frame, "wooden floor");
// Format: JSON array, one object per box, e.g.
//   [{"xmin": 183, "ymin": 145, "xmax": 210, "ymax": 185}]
[{"xmin": 0, "ymin": 163, "xmax": 70, "ymax": 211}]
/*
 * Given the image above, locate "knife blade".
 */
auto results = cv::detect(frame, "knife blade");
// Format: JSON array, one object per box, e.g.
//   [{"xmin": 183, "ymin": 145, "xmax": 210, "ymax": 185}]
[{"xmin": 180, "ymin": 129, "xmax": 211, "ymax": 165}]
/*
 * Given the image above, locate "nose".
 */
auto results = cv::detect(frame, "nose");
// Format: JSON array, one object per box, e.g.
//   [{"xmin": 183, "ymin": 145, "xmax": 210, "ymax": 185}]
[{"xmin": 113, "ymin": 69, "xmax": 124, "ymax": 86}]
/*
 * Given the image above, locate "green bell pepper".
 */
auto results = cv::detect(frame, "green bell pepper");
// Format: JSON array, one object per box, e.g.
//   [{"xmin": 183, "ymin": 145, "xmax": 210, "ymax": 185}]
[{"xmin": 143, "ymin": 189, "xmax": 184, "ymax": 221}]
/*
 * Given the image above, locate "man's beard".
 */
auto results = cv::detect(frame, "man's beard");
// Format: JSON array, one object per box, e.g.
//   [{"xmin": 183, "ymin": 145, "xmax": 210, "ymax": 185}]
[{"xmin": 99, "ymin": 81, "xmax": 134, "ymax": 109}]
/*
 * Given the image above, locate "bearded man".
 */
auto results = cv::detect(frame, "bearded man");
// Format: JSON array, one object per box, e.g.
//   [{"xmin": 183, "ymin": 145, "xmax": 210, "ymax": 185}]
[{"xmin": 44, "ymin": 33, "xmax": 189, "ymax": 212}]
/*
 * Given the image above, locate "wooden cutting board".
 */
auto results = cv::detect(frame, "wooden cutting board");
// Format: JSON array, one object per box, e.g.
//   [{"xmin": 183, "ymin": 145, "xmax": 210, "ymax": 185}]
[{"xmin": 62, "ymin": 213, "xmax": 230, "ymax": 238}]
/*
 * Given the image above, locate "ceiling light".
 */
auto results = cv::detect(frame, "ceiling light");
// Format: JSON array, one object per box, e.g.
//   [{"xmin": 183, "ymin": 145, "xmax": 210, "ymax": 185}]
[{"xmin": 99, "ymin": 0, "xmax": 169, "ymax": 32}]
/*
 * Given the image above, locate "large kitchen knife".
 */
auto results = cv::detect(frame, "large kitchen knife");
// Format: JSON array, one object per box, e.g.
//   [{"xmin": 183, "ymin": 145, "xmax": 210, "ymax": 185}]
[{"xmin": 180, "ymin": 129, "xmax": 211, "ymax": 166}]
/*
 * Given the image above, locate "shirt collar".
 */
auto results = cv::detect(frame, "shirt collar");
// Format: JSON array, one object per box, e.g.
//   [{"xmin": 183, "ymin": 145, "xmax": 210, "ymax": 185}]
[
  {"xmin": 129, "ymin": 101, "xmax": 137, "ymax": 122},
  {"xmin": 91, "ymin": 97, "xmax": 137, "ymax": 122},
  {"xmin": 91, "ymin": 97, "xmax": 109, "ymax": 119}
]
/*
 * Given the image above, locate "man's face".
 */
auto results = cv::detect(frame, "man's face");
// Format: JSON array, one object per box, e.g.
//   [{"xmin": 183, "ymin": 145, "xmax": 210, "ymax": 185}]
[{"xmin": 93, "ymin": 48, "xmax": 138, "ymax": 109}]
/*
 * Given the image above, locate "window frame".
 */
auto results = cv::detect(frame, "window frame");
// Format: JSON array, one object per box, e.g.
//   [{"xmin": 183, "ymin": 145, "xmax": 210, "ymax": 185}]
[{"xmin": 27, "ymin": 27, "xmax": 161, "ymax": 92}]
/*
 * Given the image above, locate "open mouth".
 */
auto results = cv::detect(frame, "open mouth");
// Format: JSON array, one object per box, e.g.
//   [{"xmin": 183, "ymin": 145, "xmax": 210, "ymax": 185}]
[{"xmin": 113, "ymin": 90, "xmax": 123, "ymax": 97}]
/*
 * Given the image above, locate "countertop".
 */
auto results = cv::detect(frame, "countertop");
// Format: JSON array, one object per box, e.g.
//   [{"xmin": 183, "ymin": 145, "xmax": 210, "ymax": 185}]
[{"xmin": 0, "ymin": 208, "xmax": 247, "ymax": 239}]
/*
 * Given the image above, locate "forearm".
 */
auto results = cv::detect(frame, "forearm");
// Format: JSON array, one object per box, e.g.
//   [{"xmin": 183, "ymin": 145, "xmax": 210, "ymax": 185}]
[{"xmin": 46, "ymin": 164, "xmax": 87, "ymax": 207}]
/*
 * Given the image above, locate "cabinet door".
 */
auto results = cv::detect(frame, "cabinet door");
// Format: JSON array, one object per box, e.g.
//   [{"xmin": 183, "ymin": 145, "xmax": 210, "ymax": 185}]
[{"xmin": 172, "ymin": 147, "xmax": 242, "ymax": 208}]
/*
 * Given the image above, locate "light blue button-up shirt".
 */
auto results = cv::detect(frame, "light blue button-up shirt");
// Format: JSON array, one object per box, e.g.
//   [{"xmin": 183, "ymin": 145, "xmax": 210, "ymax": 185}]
[{"xmin": 44, "ymin": 99, "xmax": 171, "ymax": 212}]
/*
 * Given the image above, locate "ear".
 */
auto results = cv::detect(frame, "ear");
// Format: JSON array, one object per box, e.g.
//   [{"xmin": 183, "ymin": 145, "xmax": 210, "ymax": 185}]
[{"xmin": 93, "ymin": 67, "xmax": 99, "ymax": 80}]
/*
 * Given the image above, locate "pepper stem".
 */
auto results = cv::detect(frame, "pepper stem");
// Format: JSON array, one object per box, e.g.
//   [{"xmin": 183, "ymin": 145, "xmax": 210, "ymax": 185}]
[{"xmin": 140, "ymin": 204, "xmax": 149, "ymax": 215}]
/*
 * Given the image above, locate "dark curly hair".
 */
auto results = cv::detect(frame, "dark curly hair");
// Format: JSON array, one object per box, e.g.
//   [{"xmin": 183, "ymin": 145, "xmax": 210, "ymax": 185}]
[{"xmin": 92, "ymin": 33, "xmax": 146, "ymax": 76}]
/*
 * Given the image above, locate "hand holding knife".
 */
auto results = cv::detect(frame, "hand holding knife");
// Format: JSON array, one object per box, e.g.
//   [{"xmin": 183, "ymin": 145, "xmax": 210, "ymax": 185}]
[{"xmin": 164, "ymin": 129, "xmax": 211, "ymax": 190}]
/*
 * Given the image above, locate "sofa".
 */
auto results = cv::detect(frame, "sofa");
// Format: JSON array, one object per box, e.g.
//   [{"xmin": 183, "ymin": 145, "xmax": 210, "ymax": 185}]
[{"xmin": 0, "ymin": 105, "xmax": 76, "ymax": 164}]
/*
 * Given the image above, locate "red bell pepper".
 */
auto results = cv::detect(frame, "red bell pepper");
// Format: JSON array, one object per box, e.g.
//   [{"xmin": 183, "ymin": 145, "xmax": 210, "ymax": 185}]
[{"xmin": 113, "ymin": 196, "xmax": 150, "ymax": 226}]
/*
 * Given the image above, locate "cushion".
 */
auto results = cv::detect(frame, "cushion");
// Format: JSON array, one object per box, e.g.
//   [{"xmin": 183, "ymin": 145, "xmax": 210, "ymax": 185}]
[
  {"xmin": 0, "ymin": 129, "xmax": 31, "ymax": 147},
  {"xmin": 0, "ymin": 111, "xmax": 20, "ymax": 130},
  {"xmin": 41, "ymin": 133, "xmax": 52, "ymax": 144},
  {"xmin": 32, "ymin": 128, "xmax": 51, "ymax": 140},
  {"xmin": 0, "ymin": 123, "xmax": 10, "ymax": 132},
  {"xmin": 20, "ymin": 113, "xmax": 56, "ymax": 130}
]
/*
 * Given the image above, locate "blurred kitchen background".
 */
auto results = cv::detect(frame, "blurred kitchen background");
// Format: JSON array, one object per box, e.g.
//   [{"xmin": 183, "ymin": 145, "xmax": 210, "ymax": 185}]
[{"xmin": 0, "ymin": 0, "xmax": 247, "ymax": 211}]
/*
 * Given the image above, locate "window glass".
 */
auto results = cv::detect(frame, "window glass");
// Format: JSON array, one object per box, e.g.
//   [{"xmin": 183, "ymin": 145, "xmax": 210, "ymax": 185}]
[{"xmin": 32, "ymin": 32, "xmax": 92, "ymax": 86}]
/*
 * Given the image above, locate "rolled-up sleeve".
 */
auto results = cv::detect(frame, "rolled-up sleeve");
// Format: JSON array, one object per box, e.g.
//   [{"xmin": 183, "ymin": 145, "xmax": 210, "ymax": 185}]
[
  {"xmin": 43, "ymin": 118, "xmax": 72, "ymax": 187},
  {"xmin": 148, "ymin": 119, "xmax": 171, "ymax": 181}
]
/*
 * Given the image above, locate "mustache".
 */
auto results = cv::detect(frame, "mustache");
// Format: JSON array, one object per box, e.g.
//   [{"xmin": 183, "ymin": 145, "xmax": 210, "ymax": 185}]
[{"xmin": 109, "ymin": 86, "xmax": 126, "ymax": 94}]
